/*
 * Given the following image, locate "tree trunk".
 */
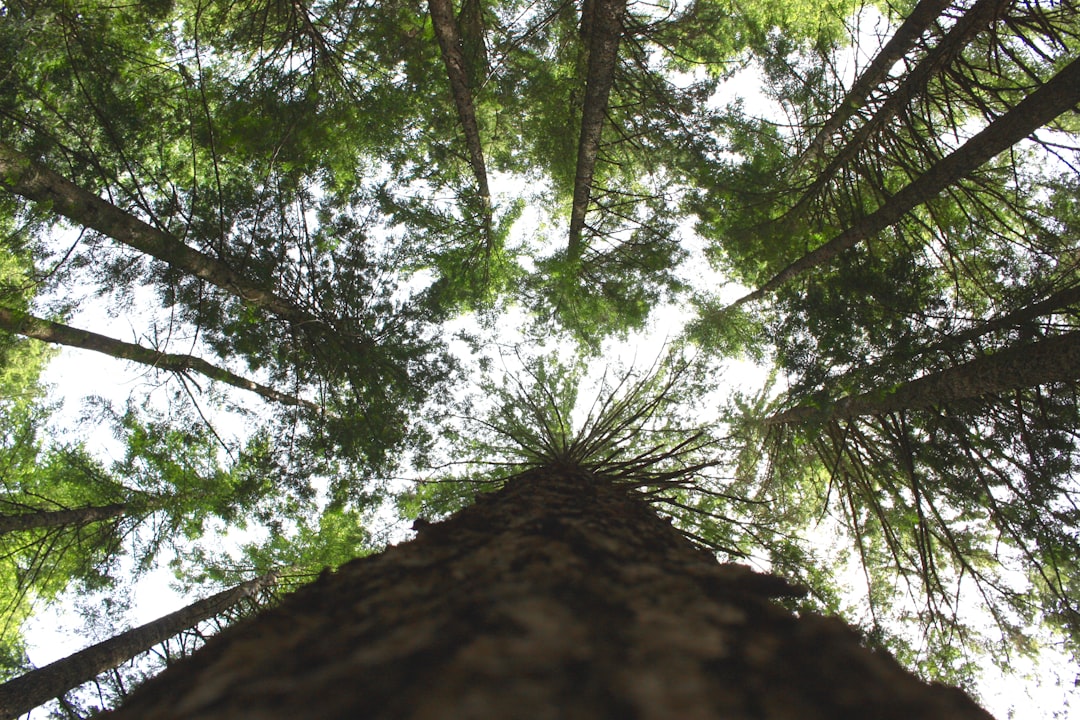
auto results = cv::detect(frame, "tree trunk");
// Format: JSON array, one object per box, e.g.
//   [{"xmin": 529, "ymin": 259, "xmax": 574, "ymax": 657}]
[
  {"xmin": 568, "ymin": 0, "xmax": 627, "ymax": 259},
  {"xmin": 0, "ymin": 143, "xmax": 319, "ymax": 328},
  {"xmin": 799, "ymin": 0, "xmax": 953, "ymax": 164},
  {"xmin": 779, "ymin": 0, "xmax": 1010, "ymax": 232},
  {"xmin": 0, "ymin": 502, "xmax": 128, "ymax": 537},
  {"xmin": 105, "ymin": 467, "xmax": 990, "ymax": 719},
  {"xmin": 816, "ymin": 282, "xmax": 1080, "ymax": 392},
  {"xmin": 0, "ymin": 571, "xmax": 278, "ymax": 720},
  {"xmin": 768, "ymin": 330, "xmax": 1080, "ymax": 426},
  {"xmin": 428, "ymin": 0, "xmax": 494, "ymax": 235},
  {"xmin": 727, "ymin": 53, "xmax": 1080, "ymax": 310},
  {"xmin": 0, "ymin": 307, "xmax": 318, "ymax": 409}
]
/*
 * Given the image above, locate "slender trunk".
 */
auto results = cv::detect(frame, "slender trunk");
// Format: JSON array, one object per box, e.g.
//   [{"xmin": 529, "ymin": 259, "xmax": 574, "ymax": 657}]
[
  {"xmin": 726, "ymin": 54, "xmax": 1080, "ymax": 310},
  {"xmin": 836, "ymin": 283, "xmax": 1080, "ymax": 388},
  {"xmin": 0, "ymin": 307, "xmax": 318, "ymax": 409},
  {"xmin": 768, "ymin": 330, "xmax": 1080, "ymax": 426},
  {"xmin": 107, "ymin": 467, "xmax": 990, "ymax": 719},
  {"xmin": 0, "ymin": 503, "xmax": 128, "ymax": 536},
  {"xmin": 775, "ymin": 0, "xmax": 1011, "ymax": 234},
  {"xmin": 428, "ymin": 0, "xmax": 494, "ymax": 240},
  {"xmin": 946, "ymin": 283, "xmax": 1080, "ymax": 346},
  {"xmin": 567, "ymin": 0, "xmax": 627, "ymax": 259},
  {"xmin": 0, "ymin": 143, "xmax": 320, "ymax": 328},
  {"xmin": 799, "ymin": 0, "xmax": 953, "ymax": 164},
  {"xmin": 0, "ymin": 571, "xmax": 279, "ymax": 720}
]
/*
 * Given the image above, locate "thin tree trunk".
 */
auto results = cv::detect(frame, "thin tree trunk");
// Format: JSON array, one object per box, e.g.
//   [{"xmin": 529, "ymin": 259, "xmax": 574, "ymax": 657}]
[
  {"xmin": 428, "ymin": 0, "xmax": 494, "ymax": 242},
  {"xmin": 768, "ymin": 330, "xmax": 1080, "ymax": 426},
  {"xmin": 106, "ymin": 467, "xmax": 991, "ymax": 719},
  {"xmin": 837, "ymin": 283, "xmax": 1080, "ymax": 388},
  {"xmin": 0, "ymin": 143, "xmax": 320, "ymax": 328},
  {"xmin": 726, "ymin": 54, "xmax": 1080, "ymax": 311},
  {"xmin": 0, "ymin": 571, "xmax": 279, "ymax": 720},
  {"xmin": 0, "ymin": 503, "xmax": 128, "ymax": 536},
  {"xmin": 0, "ymin": 307, "xmax": 318, "ymax": 409},
  {"xmin": 946, "ymin": 283, "xmax": 1080, "ymax": 347},
  {"xmin": 799, "ymin": 0, "xmax": 954, "ymax": 164},
  {"xmin": 775, "ymin": 0, "xmax": 1011, "ymax": 235},
  {"xmin": 567, "ymin": 0, "xmax": 627, "ymax": 259}
]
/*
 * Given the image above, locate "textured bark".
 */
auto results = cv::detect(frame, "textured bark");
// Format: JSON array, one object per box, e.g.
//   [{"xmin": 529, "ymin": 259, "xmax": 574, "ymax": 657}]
[
  {"xmin": 428, "ymin": 0, "xmax": 493, "ymax": 232},
  {"xmin": 728, "ymin": 54, "xmax": 1080, "ymax": 310},
  {"xmin": 0, "ymin": 503, "xmax": 127, "ymax": 536},
  {"xmin": 0, "ymin": 572, "xmax": 278, "ymax": 720},
  {"xmin": 0, "ymin": 143, "xmax": 319, "ymax": 327},
  {"xmin": 800, "ymin": 0, "xmax": 954, "ymax": 164},
  {"xmin": 106, "ymin": 467, "xmax": 991, "ymax": 719},
  {"xmin": 816, "ymin": 283, "xmax": 1080, "ymax": 393},
  {"xmin": 0, "ymin": 307, "xmax": 317, "ymax": 409},
  {"xmin": 567, "ymin": 0, "xmax": 627, "ymax": 259},
  {"xmin": 768, "ymin": 330, "xmax": 1080, "ymax": 426}
]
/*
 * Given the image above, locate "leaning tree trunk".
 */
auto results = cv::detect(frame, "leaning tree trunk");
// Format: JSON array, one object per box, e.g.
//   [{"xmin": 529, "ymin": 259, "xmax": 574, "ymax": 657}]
[
  {"xmin": 768, "ymin": 330, "xmax": 1080, "ymax": 426},
  {"xmin": 797, "ymin": 0, "xmax": 953, "ymax": 165},
  {"xmin": 0, "ymin": 502, "xmax": 128, "ymax": 537},
  {"xmin": 0, "ymin": 571, "xmax": 279, "ymax": 720},
  {"xmin": 105, "ymin": 466, "xmax": 990, "ymax": 719},
  {"xmin": 0, "ymin": 307, "xmax": 318, "ymax": 409},
  {"xmin": 727, "ymin": 53, "xmax": 1080, "ymax": 311},
  {"xmin": 0, "ymin": 143, "xmax": 318, "ymax": 327},
  {"xmin": 783, "ymin": 0, "xmax": 1009, "ymax": 215}
]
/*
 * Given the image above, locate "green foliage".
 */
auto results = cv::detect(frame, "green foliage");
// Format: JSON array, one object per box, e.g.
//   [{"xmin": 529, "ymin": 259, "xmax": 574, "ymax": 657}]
[{"xmin": 0, "ymin": 0, "xmax": 1078, "ymax": 713}]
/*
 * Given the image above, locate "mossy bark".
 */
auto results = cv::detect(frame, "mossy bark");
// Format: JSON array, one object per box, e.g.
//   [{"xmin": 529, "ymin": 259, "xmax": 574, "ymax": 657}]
[{"xmin": 106, "ymin": 467, "xmax": 991, "ymax": 719}]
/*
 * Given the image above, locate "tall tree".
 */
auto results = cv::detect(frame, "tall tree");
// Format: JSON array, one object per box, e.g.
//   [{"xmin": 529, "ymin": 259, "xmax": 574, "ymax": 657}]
[
  {"xmin": 797, "ymin": 0, "xmax": 953, "ymax": 164},
  {"xmin": 0, "ymin": 570, "xmax": 280, "ymax": 720},
  {"xmin": 103, "ymin": 464, "xmax": 993, "ymax": 719},
  {"xmin": 767, "ymin": 330, "xmax": 1080, "ymax": 425},
  {"xmin": 0, "ymin": 308, "xmax": 317, "ymax": 409},
  {"xmin": 567, "ymin": 0, "xmax": 628, "ymax": 258},
  {"xmin": 723, "ymin": 54, "xmax": 1080, "ymax": 310},
  {"xmin": 0, "ymin": 503, "xmax": 128, "ymax": 538}
]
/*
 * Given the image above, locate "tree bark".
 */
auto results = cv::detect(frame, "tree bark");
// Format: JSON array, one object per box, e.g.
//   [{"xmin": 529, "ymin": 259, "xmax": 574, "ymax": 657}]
[
  {"xmin": 0, "ymin": 307, "xmax": 318, "ymax": 409},
  {"xmin": 727, "ymin": 53, "xmax": 1080, "ymax": 310},
  {"xmin": 0, "ymin": 143, "xmax": 320, "ymax": 328},
  {"xmin": 0, "ymin": 503, "xmax": 128, "ymax": 537},
  {"xmin": 768, "ymin": 330, "xmax": 1080, "ymax": 426},
  {"xmin": 820, "ymin": 282, "xmax": 1080, "ymax": 391},
  {"xmin": 799, "ymin": 0, "xmax": 954, "ymax": 164},
  {"xmin": 105, "ymin": 467, "xmax": 991, "ymax": 719},
  {"xmin": 428, "ymin": 0, "xmax": 494, "ymax": 241},
  {"xmin": 568, "ymin": 0, "xmax": 627, "ymax": 259},
  {"xmin": 0, "ymin": 571, "xmax": 279, "ymax": 720}
]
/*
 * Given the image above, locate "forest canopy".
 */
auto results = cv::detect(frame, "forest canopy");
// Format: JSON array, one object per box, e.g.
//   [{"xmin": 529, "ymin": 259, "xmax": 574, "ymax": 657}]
[{"xmin": 0, "ymin": 0, "xmax": 1079, "ymax": 715}]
